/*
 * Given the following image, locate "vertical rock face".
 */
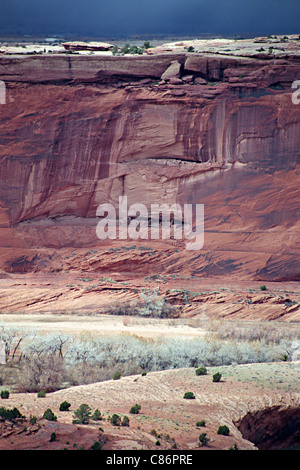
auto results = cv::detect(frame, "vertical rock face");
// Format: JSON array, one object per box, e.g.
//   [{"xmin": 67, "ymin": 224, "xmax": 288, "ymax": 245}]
[{"xmin": 0, "ymin": 53, "xmax": 300, "ymax": 280}]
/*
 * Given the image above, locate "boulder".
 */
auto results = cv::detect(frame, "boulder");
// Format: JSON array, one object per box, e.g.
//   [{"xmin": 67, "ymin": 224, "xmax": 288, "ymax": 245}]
[
  {"xmin": 160, "ymin": 60, "xmax": 182, "ymax": 81},
  {"xmin": 169, "ymin": 77, "xmax": 183, "ymax": 85}
]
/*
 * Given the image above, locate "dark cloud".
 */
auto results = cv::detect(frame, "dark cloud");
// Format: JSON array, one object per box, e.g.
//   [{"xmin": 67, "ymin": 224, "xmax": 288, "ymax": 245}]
[{"xmin": 0, "ymin": 0, "xmax": 299, "ymax": 38}]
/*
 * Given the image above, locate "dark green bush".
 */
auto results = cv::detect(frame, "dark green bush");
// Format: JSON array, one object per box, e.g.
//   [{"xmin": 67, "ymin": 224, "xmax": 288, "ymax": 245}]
[
  {"xmin": 0, "ymin": 406, "xmax": 24, "ymax": 421},
  {"xmin": 229, "ymin": 443, "xmax": 239, "ymax": 450},
  {"xmin": 30, "ymin": 415, "xmax": 37, "ymax": 425},
  {"xmin": 281, "ymin": 353, "xmax": 289, "ymax": 362},
  {"xmin": 43, "ymin": 408, "xmax": 57, "ymax": 422},
  {"xmin": 112, "ymin": 371, "xmax": 121, "ymax": 380},
  {"xmin": 183, "ymin": 391, "xmax": 195, "ymax": 399},
  {"xmin": 37, "ymin": 390, "xmax": 46, "ymax": 398},
  {"xmin": 0, "ymin": 390, "xmax": 9, "ymax": 399},
  {"xmin": 50, "ymin": 432, "xmax": 57, "ymax": 442},
  {"xmin": 196, "ymin": 420, "xmax": 206, "ymax": 427},
  {"xmin": 91, "ymin": 441, "xmax": 103, "ymax": 450},
  {"xmin": 122, "ymin": 415, "xmax": 130, "ymax": 427},
  {"xmin": 91, "ymin": 409, "xmax": 102, "ymax": 421},
  {"xmin": 59, "ymin": 401, "xmax": 71, "ymax": 411},
  {"xmin": 110, "ymin": 414, "xmax": 121, "ymax": 426},
  {"xmin": 260, "ymin": 285, "xmax": 267, "ymax": 291},
  {"xmin": 129, "ymin": 45, "xmax": 140, "ymax": 55},
  {"xmin": 195, "ymin": 367, "xmax": 207, "ymax": 376},
  {"xmin": 199, "ymin": 433, "xmax": 210, "ymax": 446},
  {"xmin": 130, "ymin": 404, "xmax": 141, "ymax": 414},
  {"xmin": 120, "ymin": 43, "xmax": 130, "ymax": 54},
  {"xmin": 212, "ymin": 372, "xmax": 222, "ymax": 382},
  {"xmin": 72, "ymin": 404, "xmax": 91, "ymax": 424},
  {"xmin": 217, "ymin": 425, "xmax": 230, "ymax": 436},
  {"xmin": 143, "ymin": 41, "xmax": 153, "ymax": 49}
]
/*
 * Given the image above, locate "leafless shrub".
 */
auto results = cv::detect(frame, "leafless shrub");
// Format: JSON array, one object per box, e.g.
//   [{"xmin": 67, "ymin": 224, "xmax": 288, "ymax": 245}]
[
  {"xmin": 106, "ymin": 289, "xmax": 178, "ymax": 319},
  {"xmin": 0, "ymin": 324, "xmax": 27, "ymax": 362},
  {"xmin": 207, "ymin": 320, "xmax": 299, "ymax": 344},
  {"xmin": 16, "ymin": 354, "xmax": 66, "ymax": 392},
  {"xmin": 0, "ymin": 318, "xmax": 297, "ymax": 390}
]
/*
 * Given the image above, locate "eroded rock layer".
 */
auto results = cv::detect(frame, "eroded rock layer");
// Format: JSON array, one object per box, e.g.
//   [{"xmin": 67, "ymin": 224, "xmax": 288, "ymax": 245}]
[{"xmin": 0, "ymin": 51, "xmax": 300, "ymax": 281}]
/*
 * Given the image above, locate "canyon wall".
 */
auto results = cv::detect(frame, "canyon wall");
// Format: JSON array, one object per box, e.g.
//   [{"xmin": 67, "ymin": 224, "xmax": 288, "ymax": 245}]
[{"xmin": 0, "ymin": 52, "xmax": 300, "ymax": 280}]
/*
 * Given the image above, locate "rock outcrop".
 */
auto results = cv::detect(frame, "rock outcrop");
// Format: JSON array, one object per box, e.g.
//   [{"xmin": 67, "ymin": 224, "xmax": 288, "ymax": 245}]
[
  {"xmin": 160, "ymin": 60, "xmax": 182, "ymax": 81},
  {"xmin": 0, "ymin": 44, "xmax": 300, "ymax": 281},
  {"xmin": 62, "ymin": 41, "xmax": 114, "ymax": 51}
]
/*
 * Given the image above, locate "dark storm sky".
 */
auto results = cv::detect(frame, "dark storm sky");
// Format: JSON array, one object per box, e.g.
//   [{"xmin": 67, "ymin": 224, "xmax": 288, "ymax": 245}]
[{"xmin": 0, "ymin": 0, "xmax": 299, "ymax": 38}]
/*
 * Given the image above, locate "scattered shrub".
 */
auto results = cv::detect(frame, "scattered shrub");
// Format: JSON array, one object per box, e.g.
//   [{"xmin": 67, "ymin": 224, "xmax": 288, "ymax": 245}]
[
  {"xmin": 37, "ymin": 390, "xmax": 46, "ymax": 398},
  {"xmin": 195, "ymin": 367, "xmax": 207, "ymax": 376},
  {"xmin": 196, "ymin": 420, "xmax": 206, "ymax": 427},
  {"xmin": 122, "ymin": 415, "xmax": 130, "ymax": 427},
  {"xmin": 130, "ymin": 404, "xmax": 141, "ymax": 414},
  {"xmin": 107, "ymin": 290, "xmax": 178, "ymax": 319},
  {"xmin": 143, "ymin": 41, "xmax": 153, "ymax": 49},
  {"xmin": 59, "ymin": 401, "xmax": 71, "ymax": 411},
  {"xmin": 120, "ymin": 43, "xmax": 130, "ymax": 54},
  {"xmin": 0, "ymin": 406, "xmax": 24, "ymax": 421},
  {"xmin": 199, "ymin": 433, "xmax": 210, "ymax": 446},
  {"xmin": 229, "ymin": 443, "xmax": 239, "ymax": 450},
  {"xmin": 72, "ymin": 404, "xmax": 91, "ymax": 424},
  {"xmin": 43, "ymin": 408, "xmax": 57, "ymax": 422},
  {"xmin": 110, "ymin": 414, "xmax": 121, "ymax": 426},
  {"xmin": 260, "ymin": 285, "xmax": 267, "ymax": 291},
  {"xmin": 91, "ymin": 409, "xmax": 102, "ymax": 421},
  {"xmin": 0, "ymin": 390, "xmax": 9, "ymax": 399},
  {"xmin": 50, "ymin": 432, "xmax": 57, "ymax": 442},
  {"xmin": 155, "ymin": 440, "xmax": 161, "ymax": 446},
  {"xmin": 91, "ymin": 441, "xmax": 103, "ymax": 450},
  {"xmin": 212, "ymin": 372, "xmax": 222, "ymax": 382},
  {"xmin": 30, "ymin": 415, "xmax": 37, "ymax": 425},
  {"xmin": 217, "ymin": 425, "xmax": 230, "ymax": 436},
  {"xmin": 183, "ymin": 391, "xmax": 195, "ymax": 399},
  {"xmin": 112, "ymin": 371, "xmax": 121, "ymax": 380}
]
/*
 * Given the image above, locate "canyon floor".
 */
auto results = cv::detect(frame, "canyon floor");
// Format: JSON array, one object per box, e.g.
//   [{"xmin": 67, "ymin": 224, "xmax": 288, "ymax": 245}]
[
  {"xmin": 0, "ymin": 363, "xmax": 299, "ymax": 451},
  {"xmin": 0, "ymin": 273, "xmax": 299, "ymax": 451}
]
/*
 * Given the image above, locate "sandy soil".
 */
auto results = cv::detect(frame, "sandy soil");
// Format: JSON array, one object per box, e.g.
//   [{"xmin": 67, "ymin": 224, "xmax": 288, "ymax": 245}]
[
  {"xmin": 0, "ymin": 313, "xmax": 206, "ymax": 338},
  {"xmin": 0, "ymin": 364, "xmax": 299, "ymax": 450}
]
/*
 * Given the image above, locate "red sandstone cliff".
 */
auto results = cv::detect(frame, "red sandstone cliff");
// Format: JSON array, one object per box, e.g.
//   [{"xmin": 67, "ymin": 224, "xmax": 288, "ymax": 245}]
[{"xmin": 0, "ymin": 49, "xmax": 300, "ymax": 281}]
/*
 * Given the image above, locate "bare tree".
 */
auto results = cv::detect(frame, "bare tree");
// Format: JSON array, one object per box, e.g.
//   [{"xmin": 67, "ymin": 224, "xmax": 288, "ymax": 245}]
[{"xmin": 0, "ymin": 324, "xmax": 27, "ymax": 363}]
